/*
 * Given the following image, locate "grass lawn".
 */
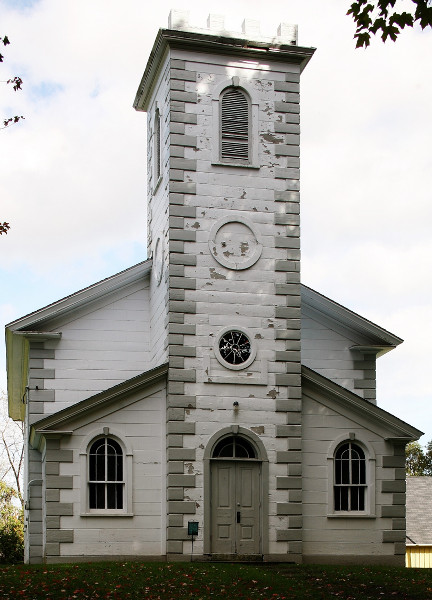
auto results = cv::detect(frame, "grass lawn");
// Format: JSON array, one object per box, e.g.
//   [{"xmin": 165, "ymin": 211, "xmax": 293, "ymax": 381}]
[{"xmin": 1, "ymin": 562, "xmax": 432, "ymax": 599}]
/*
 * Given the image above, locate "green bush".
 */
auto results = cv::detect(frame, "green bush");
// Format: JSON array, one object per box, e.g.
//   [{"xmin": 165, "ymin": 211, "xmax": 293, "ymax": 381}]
[{"xmin": 0, "ymin": 481, "xmax": 24, "ymax": 563}]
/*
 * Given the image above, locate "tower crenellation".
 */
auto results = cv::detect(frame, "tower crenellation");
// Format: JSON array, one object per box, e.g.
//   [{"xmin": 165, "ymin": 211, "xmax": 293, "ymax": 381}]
[{"xmin": 167, "ymin": 9, "xmax": 298, "ymax": 46}]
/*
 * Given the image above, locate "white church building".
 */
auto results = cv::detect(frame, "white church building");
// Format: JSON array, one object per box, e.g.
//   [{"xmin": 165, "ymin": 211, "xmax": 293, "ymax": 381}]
[{"xmin": 6, "ymin": 11, "xmax": 422, "ymax": 565}]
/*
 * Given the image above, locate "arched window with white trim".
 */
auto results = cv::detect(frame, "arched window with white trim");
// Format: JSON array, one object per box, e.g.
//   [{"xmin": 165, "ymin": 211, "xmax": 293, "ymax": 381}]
[
  {"xmin": 334, "ymin": 441, "xmax": 366, "ymax": 512},
  {"xmin": 89, "ymin": 437, "xmax": 124, "ymax": 510},
  {"xmin": 220, "ymin": 87, "xmax": 250, "ymax": 163}
]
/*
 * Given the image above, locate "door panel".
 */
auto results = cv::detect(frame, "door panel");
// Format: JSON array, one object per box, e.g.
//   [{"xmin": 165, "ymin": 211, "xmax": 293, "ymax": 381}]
[
  {"xmin": 211, "ymin": 463, "xmax": 236, "ymax": 553},
  {"xmin": 236, "ymin": 463, "xmax": 260, "ymax": 554},
  {"xmin": 211, "ymin": 461, "xmax": 260, "ymax": 555}
]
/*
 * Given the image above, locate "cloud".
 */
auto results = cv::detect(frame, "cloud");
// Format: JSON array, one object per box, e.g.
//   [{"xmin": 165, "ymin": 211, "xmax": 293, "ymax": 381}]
[{"xmin": 0, "ymin": 0, "xmax": 431, "ymax": 441}]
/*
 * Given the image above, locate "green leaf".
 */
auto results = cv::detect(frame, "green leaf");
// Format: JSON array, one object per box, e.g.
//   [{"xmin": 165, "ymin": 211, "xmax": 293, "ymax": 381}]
[{"xmin": 355, "ymin": 32, "xmax": 371, "ymax": 47}]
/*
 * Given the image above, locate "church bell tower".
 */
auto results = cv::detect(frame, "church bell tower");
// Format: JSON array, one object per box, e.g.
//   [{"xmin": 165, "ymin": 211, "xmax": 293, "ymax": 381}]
[{"xmin": 134, "ymin": 11, "xmax": 314, "ymax": 561}]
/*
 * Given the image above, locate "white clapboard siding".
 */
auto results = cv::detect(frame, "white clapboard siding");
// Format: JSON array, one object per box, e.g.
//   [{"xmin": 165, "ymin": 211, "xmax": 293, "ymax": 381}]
[
  {"xmin": 301, "ymin": 314, "xmax": 366, "ymax": 394},
  {"xmin": 59, "ymin": 386, "xmax": 166, "ymax": 557},
  {"xmin": 41, "ymin": 282, "xmax": 151, "ymax": 411},
  {"xmin": 302, "ymin": 394, "xmax": 394, "ymax": 559}
]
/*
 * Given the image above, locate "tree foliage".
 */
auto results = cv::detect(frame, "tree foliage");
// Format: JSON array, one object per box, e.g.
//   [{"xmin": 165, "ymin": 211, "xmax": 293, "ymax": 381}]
[
  {"xmin": 1, "ymin": 35, "xmax": 24, "ymax": 130},
  {"xmin": 348, "ymin": 0, "xmax": 432, "ymax": 47},
  {"xmin": 406, "ymin": 440, "xmax": 432, "ymax": 476},
  {"xmin": 0, "ymin": 395, "xmax": 24, "ymax": 509},
  {"xmin": 0, "ymin": 481, "xmax": 24, "ymax": 563},
  {"xmin": 1, "ymin": 34, "xmax": 25, "ymax": 235}
]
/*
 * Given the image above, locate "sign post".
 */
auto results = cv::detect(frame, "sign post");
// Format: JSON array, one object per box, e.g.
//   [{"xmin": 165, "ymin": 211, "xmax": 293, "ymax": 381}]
[{"xmin": 187, "ymin": 521, "xmax": 199, "ymax": 558}]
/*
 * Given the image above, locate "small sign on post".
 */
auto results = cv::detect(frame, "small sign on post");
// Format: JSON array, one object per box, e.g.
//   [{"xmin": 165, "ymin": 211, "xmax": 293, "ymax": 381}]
[{"xmin": 188, "ymin": 520, "xmax": 199, "ymax": 558}]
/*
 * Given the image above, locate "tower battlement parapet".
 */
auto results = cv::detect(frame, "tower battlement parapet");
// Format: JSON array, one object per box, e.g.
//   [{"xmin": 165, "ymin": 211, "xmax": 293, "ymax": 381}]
[{"xmin": 168, "ymin": 9, "xmax": 298, "ymax": 46}]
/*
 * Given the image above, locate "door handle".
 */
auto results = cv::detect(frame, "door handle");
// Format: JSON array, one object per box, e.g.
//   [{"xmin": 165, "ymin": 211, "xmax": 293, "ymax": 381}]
[{"xmin": 237, "ymin": 511, "xmax": 241, "ymax": 523}]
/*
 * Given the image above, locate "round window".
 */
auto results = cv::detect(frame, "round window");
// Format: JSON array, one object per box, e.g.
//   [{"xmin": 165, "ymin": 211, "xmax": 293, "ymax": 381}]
[{"xmin": 214, "ymin": 327, "xmax": 257, "ymax": 371}]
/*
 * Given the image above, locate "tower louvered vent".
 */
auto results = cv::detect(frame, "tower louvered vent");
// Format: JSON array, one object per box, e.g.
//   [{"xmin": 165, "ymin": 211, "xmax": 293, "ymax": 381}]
[{"xmin": 221, "ymin": 88, "xmax": 249, "ymax": 162}]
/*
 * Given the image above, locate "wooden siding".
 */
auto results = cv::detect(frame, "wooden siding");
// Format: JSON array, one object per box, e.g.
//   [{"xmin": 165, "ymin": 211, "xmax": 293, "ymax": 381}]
[
  {"xmin": 58, "ymin": 385, "xmax": 166, "ymax": 558},
  {"xmin": 406, "ymin": 546, "xmax": 432, "ymax": 568},
  {"xmin": 147, "ymin": 55, "xmax": 170, "ymax": 369},
  {"xmin": 302, "ymin": 393, "xmax": 397, "ymax": 561},
  {"xmin": 301, "ymin": 313, "xmax": 376, "ymax": 401},
  {"xmin": 38, "ymin": 280, "xmax": 151, "ymax": 415}
]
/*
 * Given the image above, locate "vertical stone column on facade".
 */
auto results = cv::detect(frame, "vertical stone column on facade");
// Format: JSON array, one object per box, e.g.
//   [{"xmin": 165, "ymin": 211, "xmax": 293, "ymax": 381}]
[
  {"xmin": 26, "ymin": 448, "xmax": 43, "ymax": 563},
  {"xmin": 353, "ymin": 352, "xmax": 377, "ymax": 402},
  {"xmin": 43, "ymin": 437, "xmax": 74, "ymax": 561},
  {"xmin": 273, "ymin": 70, "xmax": 303, "ymax": 561},
  {"xmin": 27, "ymin": 340, "xmax": 55, "ymax": 562},
  {"xmin": 28, "ymin": 341, "xmax": 55, "ymax": 424},
  {"xmin": 381, "ymin": 443, "xmax": 407, "ymax": 561},
  {"xmin": 166, "ymin": 58, "xmax": 198, "ymax": 555}
]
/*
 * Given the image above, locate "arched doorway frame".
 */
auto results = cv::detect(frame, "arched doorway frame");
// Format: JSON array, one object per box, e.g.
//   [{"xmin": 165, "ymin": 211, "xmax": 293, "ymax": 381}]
[{"xmin": 203, "ymin": 425, "xmax": 269, "ymax": 556}]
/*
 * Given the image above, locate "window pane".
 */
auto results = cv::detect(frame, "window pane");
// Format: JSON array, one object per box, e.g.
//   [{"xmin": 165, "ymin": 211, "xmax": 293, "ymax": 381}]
[
  {"xmin": 89, "ymin": 483, "xmax": 105, "ymax": 509},
  {"xmin": 213, "ymin": 439, "xmax": 234, "ymax": 457},
  {"xmin": 95, "ymin": 454, "xmax": 105, "ymax": 481},
  {"xmin": 341, "ymin": 457, "xmax": 350, "ymax": 484},
  {"xmin": 107, "ymin": 483, "xmax": 123, "ymax": 509},
  {"xmin": 117, "ymin": 484, "xmax": 124, "ymax": 510},
  {"xmin": 358, "ymin": 487, "xmax": 365, "ymax": 510},
  {"xmin": 88, "ymin": 437, "xmax": 124, "ymax": 510},
  {"xmin": 340, "ymin": 487, "xmax": 349, "ymax": 511},
  {"xmin": 234, "ymin": 438, "xmax": 256, "ymax": 459},
  {"xmin": 107, "ymin": 453, "xmax": 117, "ymax": 481},
  {"xmin": 334, "ymin": 442, "xmax": 367, "ymax": 512},
  {"xmin": 89, "ymin": 455, "xmax": 96, "ymax": 481}
]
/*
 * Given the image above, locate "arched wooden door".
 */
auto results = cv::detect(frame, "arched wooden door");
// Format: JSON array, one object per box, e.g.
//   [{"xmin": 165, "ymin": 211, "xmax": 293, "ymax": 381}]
[{"xmin": 210, "ymin": 436, "xmax": 261, "ymax": 556}]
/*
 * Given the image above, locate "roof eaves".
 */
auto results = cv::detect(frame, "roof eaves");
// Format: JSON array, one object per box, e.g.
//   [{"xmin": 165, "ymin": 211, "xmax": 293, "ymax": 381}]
[
  {"xmin": 301, "ymin": 284, "xmax": 403, "ymax": 347},
  {"xmin": 302, "ymin": 365, "xmax": 423, "ymax": 441},
  {"xmin": 6, "ymin": 259, "xmax": 152, "ymax": 332},
  {"xmin": 134, "ymin": 28, "xmax": 315, "ymax": 112},
  {"xmin": 29, "ymin": 362, "xmax": 168, "ymax": 450}
]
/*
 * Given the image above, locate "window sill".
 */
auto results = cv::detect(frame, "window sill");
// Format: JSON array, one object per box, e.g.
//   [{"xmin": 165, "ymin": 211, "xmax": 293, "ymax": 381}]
[
  {"xmin": 211, "ymin": 161, "xmax": 260, "ymax": 170},
  {"xmin": 327, "ymin": 513, "xmax": 376, "ymax": 519},
  {"xmin": 80, "ymin": 512, "xmax": 134, "ymax": 517}
]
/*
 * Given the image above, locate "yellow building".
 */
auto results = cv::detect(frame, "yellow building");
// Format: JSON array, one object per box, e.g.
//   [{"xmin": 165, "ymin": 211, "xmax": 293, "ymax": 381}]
[{"xmin": 406, "ymin": 477, "xmax": 432, "ymax": 568}]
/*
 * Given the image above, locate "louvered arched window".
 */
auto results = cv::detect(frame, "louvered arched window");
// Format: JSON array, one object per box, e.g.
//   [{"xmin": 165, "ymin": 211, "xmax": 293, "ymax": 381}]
[
  {"xmin": 334, "ymin": 442, "xmax": 366, "ymax": 511},
  {"xmin": 220, "ymin": 87, "xmax": 250, "ymax": 163}
]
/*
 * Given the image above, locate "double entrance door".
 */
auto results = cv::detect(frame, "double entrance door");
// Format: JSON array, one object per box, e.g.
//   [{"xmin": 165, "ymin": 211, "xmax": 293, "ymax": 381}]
[{"xmin": 211, "ymin": 460, "xmax": 261, "ymax": 555}]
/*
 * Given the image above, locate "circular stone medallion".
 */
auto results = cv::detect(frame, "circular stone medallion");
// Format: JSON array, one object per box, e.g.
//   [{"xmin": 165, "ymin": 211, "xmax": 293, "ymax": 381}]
[{"xmin": 208, "ymin": 216, "xmax": 262, "ymax": 270}]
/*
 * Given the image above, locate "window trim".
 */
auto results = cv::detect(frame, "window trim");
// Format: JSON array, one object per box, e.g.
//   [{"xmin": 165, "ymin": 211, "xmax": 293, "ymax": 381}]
[
  {"xmin": 220, "ymin": 87, "xmax": 251, "ymax": 164},
  {"xmin": 214, "ymin": 325, "xmax": 257, "ymax": 371},
  {"xmin": 153, "ymin": 106, "xmax": 162, "ymax": 192},
  {"xmin": 327, "ymin": 434, "xmax": 376, "ymax": 518},
  {"xmin": 80, "ymin": 428, "xmax": 133, "ymax": 517},
  {"xmin": 211, "ymin": 79, "xmax": 259, "ymax": 168}
]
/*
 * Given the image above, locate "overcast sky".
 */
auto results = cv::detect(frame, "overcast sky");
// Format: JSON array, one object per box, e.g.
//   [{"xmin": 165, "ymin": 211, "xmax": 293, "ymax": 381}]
[{"xmin": 1, "ymin": 0, "xmax": 431, "ymax": 443}]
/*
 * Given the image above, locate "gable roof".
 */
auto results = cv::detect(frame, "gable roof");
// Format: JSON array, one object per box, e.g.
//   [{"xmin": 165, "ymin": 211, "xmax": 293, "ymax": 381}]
[
  {"xmin": 406, "ymin": 477, "xmax": 432, "ymax": 545},
  {"xmin": 6, "ymin": 259, "xmax": 152, "ymax": 332},
  {"xmin": 6, "ymin": 260, "xmax": 152, "ymax": 420},
  {"xmin": 302, "ymin": 365, "xmax": 423, "ymax": 442},
  {"xmin": 29, "ymin": 363, "xmax": 168, "ymax": 451},
  {"xmin": 301, "ymin": 284, "xmax": 403, "ymax": 355}
]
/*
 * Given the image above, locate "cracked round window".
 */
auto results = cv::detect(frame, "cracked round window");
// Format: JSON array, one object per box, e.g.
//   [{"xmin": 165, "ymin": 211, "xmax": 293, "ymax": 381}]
[{"xmin": 214, "ymin": 327, "xmax": 257, "ymax": 371}]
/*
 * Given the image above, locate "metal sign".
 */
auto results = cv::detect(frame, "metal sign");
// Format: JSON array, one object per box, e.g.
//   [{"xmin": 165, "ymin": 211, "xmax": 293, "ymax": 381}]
[{"xmin": 188, "ymin": 521, "xmax": 199, "ymax": 536}]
